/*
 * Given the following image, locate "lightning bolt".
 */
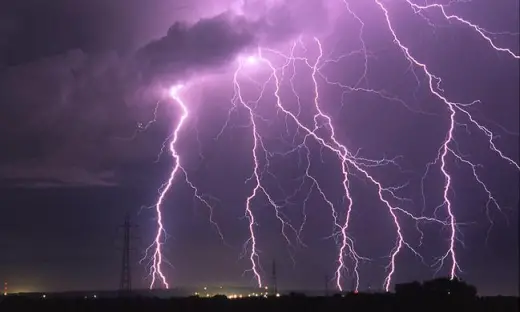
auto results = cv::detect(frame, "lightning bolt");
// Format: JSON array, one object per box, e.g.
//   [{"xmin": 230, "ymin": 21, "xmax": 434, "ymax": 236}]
[
  {"xmin": 406, "ymin": 1, "xmax": 520, "ymax": 60},
  {"xmin": 146, "ymin": 85, "xmax": 187, "ymax": 289},
  {"xmin": 372, "ymin": 0, "xmax": 519, "ymax": 285},
  {"xmin": 228, "ymin": 39, "xmax": 449, "ymax": 292},
  {"xmin": 142, "ymin": 0, "xmax": 518, "ymax": 293},
  {"xmin": 233, "ymin": 56, "xmax": 307, "ymax": 287},
  {"xmin": 230, "ymin": 0, "xmax": 518, "ymax": 291},
  {"xmin": 142, "ymin": 85, "xmax": 227, "ymax": 289}
]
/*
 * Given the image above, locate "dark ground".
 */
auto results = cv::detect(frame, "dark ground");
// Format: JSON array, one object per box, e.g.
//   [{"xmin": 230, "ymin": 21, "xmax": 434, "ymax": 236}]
[{"xmin": 0, "ymin": 293, "xmax": 518, "ymax": 312}]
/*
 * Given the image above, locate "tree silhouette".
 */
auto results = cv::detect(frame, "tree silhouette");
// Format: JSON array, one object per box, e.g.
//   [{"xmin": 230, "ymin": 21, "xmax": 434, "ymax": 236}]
[{"xmin": 396, "ymin": 277, "xmax": 477, "ymax": 298}]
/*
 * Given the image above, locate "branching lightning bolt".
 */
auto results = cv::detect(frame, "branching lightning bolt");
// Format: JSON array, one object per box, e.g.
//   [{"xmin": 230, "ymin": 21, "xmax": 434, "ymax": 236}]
[
  {"xmin": 233, "ymin": 57, "xmax": 307, "ymax": 287},
  {"xmin": 142, "ymin": 85, "xmax": 227, "ymax": 289},
  {"xmin": 227, "ymin": 38, "xmax": 449, "ymax": 292},
  {"xmin": 141, "ymin": 0, "xmax": 518, "ymax": 293},
  {"xmin": 229, "ymin": 0, "xmax": 518, "ymax": 292},
  {"xmin": 147, "ymin": 85, "xmax": 187, "ymax": 289},
  {"xmin": 372, "ymin": 0, "xmax": 519, "ymax": 285}
]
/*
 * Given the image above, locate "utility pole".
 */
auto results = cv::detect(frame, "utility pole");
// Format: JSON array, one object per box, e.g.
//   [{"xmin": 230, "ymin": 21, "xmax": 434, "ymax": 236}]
[
  {"xmin": 119, "ymin": 213, "xmax": 134, "ymax": 295},
  {"xmin": 324, "ymin": 274, "xmax": 329, "ymax": 297},
  {"xmin": 271, "ymin": 259, "xmax": 278, "ymax": 295}
]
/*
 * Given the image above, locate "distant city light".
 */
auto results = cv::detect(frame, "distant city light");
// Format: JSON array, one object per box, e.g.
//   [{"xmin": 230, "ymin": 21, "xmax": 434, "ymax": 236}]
[{"xmin": 42, "ymin": 294, "xmax": 46, "ymax": 299}]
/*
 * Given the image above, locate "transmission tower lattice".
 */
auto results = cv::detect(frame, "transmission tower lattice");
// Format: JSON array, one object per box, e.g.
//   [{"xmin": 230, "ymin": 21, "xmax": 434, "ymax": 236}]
[
  {"xmin": 272, "ymin": 259, "xmax": 278, "ymax": 295},
  {"xmin": 119, "ymin": 213, "xmax": 133, "ymax": 294}
]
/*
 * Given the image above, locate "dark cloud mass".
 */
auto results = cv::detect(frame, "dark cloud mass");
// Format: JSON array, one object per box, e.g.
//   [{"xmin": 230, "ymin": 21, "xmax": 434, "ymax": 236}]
[
  {"xmin": 0, "ymin": 2, "xmax": 299, "ymax": 187},
  {"xmin": 0, "ymin": 50, "xmax": 127, "ymax": 187},
  {"xmin": 135, "ymin": 0, "xmax": 333, "ymax": 83},
  {"xmin": 0, "ymin": 0, "xmax": 332, "ymax": 187},
  {"xmin": 135, "ymin": 12, "xmax": 259, "ymax": 83}
]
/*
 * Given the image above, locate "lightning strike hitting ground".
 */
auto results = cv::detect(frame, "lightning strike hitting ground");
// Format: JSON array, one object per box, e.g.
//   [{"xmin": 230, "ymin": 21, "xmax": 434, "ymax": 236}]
[
  {"xmin": 146, "ymin": 85, "xmax": 187, "ymax": 289},
  {"xmin": 142, "ymin": 0, "xmax": 518, "ymax": 293},
  {"xmin": 142, "ymin": 85, "xmax": 227, "ymax": 289},
  {"xmin": 226, "ymin": 40, "xmax": 449, "ymax": 292},
  {"xmin": 374, "ymin": 0, "xmax": 519, "ymax": 283},
  {"xmin": 233, "ymin": 57, "xmax": 307, "ymax": 287},
  {"xmin": 235, "ymin": 1, "xmax": 516, "ymax": 291}
]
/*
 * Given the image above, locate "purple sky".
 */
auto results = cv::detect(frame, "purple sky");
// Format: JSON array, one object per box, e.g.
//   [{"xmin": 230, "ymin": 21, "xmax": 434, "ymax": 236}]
[{"xmin": 0, "ymin": 0, "xmax": 518, "ymax": 296}]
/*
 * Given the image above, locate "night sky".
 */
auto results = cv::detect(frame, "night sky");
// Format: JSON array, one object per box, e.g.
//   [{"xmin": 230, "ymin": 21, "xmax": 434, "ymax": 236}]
[{"xmin": 0, "ymin": 0, "xmax": 518, "ymax": 296}]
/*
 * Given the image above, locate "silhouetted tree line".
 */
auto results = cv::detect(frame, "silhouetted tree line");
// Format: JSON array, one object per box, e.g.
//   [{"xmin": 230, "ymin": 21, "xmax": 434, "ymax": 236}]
[
  {"xmin": 1, "ymin": 294, "xmax": 517, "ymax": 312},
  {"xmin": 395, "ymin": 277, "xmax": 477, "ymax": 298},
  {"xmin": 0, "ymin": 278, "xmax": 516, "ymax": 312}
]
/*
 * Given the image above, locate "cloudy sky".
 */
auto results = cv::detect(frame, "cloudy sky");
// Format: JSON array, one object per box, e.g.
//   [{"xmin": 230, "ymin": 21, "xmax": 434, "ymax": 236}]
[{"xmin": 0, "ymin": 0, "xmax": 518, "ymax": 296}]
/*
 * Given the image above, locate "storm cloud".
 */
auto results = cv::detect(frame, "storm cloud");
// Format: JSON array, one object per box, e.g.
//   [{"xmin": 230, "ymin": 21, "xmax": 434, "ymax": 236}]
[
  {"xmin": 133, "ymin": 0, "xmax": 333, "ymax": 84},
  {"xmin": 0, "ymin": 0, "xmax": 332, "ymax": 187},
  {"xmin": 135, "ymin": 12, "xmax": 259, "ymax": 83}
]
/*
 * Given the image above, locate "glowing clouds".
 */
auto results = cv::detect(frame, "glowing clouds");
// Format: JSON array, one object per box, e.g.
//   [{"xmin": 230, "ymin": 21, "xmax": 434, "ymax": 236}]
[
  {"xmin": 245, "ymin": 56, "xmax": 259, "ymax": 65},
  {"xmin": 236, "ymin": 54, "xmax": 261, "ymax": 67},
  {"xmin": 169, "ymin": 84, "xmax": 184, "ymax": 99}
]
